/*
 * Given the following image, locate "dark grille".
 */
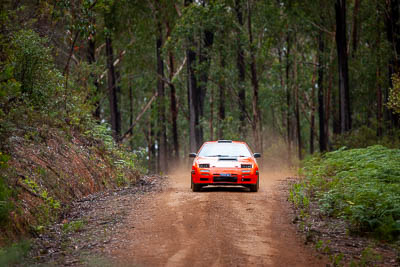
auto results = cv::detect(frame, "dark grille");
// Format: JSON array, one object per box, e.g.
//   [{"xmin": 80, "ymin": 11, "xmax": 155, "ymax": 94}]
[
  {"xmin": 199, "ymin": 164, "xmax": 210, "ymax": 168},
  {"xmin": 213, "ymin": 176, "xmax": 237, "ymax": 183},
  {"xmin": 241, "ymin": 164, "xmax": 252, "ymax": 168}
]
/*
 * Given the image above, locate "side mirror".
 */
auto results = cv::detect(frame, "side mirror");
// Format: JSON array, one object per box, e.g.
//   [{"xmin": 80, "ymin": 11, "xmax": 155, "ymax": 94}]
[
  {"xmin": 189, "ymin": 153, "xmax": 197, "ymax": 158},
  {"xmin": 253, "ymin": 153, "xmax": 261, "ymax": 158}
]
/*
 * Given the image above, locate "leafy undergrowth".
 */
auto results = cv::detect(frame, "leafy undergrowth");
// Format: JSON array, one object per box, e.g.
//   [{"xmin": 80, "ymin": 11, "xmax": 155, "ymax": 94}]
[{"xmin": 289, "ymin": 145, "xmax": 400, "ymax": 266}]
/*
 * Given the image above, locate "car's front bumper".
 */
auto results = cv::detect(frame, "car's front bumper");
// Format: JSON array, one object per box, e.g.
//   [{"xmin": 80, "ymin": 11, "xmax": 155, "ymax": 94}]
[{"xmin": 191, "ymin": 168, "xmax": 258, "ymax": 185}]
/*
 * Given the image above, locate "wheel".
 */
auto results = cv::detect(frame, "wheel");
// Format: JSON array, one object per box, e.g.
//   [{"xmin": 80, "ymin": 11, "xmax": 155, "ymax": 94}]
[
  {"xmin": 249, "ymin": 177, "xmax": 259, "ymax": 192},
  {"xmin": 191, "ymin": 179, "xmax": 202, "ymax": 192}
]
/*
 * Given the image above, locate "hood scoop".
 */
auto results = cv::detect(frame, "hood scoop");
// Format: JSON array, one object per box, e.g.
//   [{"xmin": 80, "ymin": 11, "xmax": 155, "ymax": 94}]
[{"xmin": 218, "ymin": 157, "xmax": 237, "ymax": 161}]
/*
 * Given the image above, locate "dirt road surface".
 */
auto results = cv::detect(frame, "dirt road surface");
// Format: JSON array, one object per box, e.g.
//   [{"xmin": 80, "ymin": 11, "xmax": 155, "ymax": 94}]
[{"xmin": 110, "ymin": 169, "xmax": 326, "ymax": 267}]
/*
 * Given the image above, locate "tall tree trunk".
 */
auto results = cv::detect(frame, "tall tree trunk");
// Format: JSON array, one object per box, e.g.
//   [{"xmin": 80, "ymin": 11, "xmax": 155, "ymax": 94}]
[
  {"xmin": 198, "ymin": 30, "xmax": 214, "ymax": 118},
  {"xmin": 218, "ymin": 54, "xmax": 226, "ymax": 139},
  {"xmin": 235, "ymin": 0, "xmax": 246, "ymax": 138},
  {"xmin": 310, "ymin": 101, "xmax": 315, "ymax": 154},
  {"xmin": 129, "ymin": 84, "xmax": 133, "ymax": 136},
  {"xmin": 87, "ymin": 36, "xmax": 101, "ymax": 119},
  {"xmin": 293, "ymin": 47, "xmax": 302, "ymax": 160},
  {"xmin": 210, "ymin": 86, "xmax": 214, "ymax": 140},
  {"xmin": 166, "ymin": 22, "xmax": 179, "ymax": 161},
  {"xmin": 310, "ymin": 62, "xmax": 316, "ymax": 155},
  {"xmin": 169, "ymin": 53, "xmax": 179, "ymax": 160},
  {"xmin": 247, "ymin": 0, "xmax": 261, "ymax": 152},
  {"xmin": 335, "ymin": 0, "xmax": 352, "ymax": 133},
  {"xmin": 185, "ymin": 0, "xmax": 206, "ymax": 152},
  {"xmin": 384, "ymin": 0, "xmax": 400, "ymax": 128},
  {"xmin": 187, "ymin": 46, "xmax": 199, "ymax": 152},
  {"xmin": 197, "ymin": 28, "xmax": 214, "ymax": 144},
  {"xmin": 106, "ymin": 36, "xmax": 121, "ymax": 140},
  {"xmin": 328, "ymin": 39, "xmax": 337, "ymax": 138},
  {"xmin": 149, "ymin": 115, "xmax": 156, "ymax": 173},
  {"xmin": 351, "ymin": 0, "xmax": 361, "ymax": 57},
  {"xmin": 286, "ymin": 32, "xmax": 292, "ymax": 163},
  {"xmin": 278, "ymin": 47, "xmax": 286, "ymax": 139},
  {"xmin": 185, "ymin": 0, "xmax": 200, "ymax": 152},
  {"xmin": 156, "ymin": 21, "xmax": 167, "ymax": 173},
  {"xmin": 318, "ymin": 32, "xmax": 327, "ymax": 152},
  {"xmin": 376, "ymin": 6, "xmax": 383, "ymax": 137}
]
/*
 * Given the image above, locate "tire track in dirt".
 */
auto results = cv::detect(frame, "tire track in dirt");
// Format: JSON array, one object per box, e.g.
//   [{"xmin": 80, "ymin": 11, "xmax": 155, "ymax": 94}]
[{"xmin": 111, "ymin": 169, "xmax": 326, "ymax": 266}]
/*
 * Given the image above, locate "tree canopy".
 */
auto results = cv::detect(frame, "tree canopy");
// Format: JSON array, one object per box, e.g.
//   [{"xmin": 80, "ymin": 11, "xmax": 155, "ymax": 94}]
[{"xmin": 1, "ymin": 0, "xmax": 400, "ymax": 173}]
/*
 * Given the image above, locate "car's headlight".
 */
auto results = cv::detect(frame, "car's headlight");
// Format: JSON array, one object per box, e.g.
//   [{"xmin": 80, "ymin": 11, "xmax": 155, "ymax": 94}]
[
  {"xmin": 241, "ymin": 164, "xmax": 252, "ymax": 168},
  {"xmin": 199, "ymin": 164, "xmax": 210, "ymax": 168}
]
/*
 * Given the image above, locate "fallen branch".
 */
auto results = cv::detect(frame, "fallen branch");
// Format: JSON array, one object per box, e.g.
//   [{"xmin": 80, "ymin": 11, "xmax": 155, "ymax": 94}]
[
  {"xmin": 63, "ymin": 31, "xmax": 80, "ymax": 76},
  {"xmin": 162, "ymin": 56, "xmax": 187, "ymax": 86},
  {"xmin": 119, "ymin": 91, "xmax": 158, "ymax": 143},
  {"xmin": 97, "ymin": 38, "xmax": 135, "ymax": 83}
]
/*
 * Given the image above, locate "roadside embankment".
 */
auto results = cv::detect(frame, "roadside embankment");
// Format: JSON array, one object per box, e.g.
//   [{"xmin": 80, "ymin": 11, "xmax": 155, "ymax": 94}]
[{"xmin": 0, "ymin": 124, "xmax": 141, "ymax": 245}]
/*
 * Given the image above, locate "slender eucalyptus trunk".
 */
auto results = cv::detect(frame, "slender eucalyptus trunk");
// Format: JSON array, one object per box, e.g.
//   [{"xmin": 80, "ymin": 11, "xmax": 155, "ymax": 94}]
[
  {"xmin": 106, "ymin": 36, "xmax": 121, "ymax": 140},
  {"xmin": 247, "ymin": 0, "xmax": 261, "ymax": 153},
  {"xmin": 286, "ymin": 32, "xmax": 292, "ymax": 163},
  {"xmin": 235, "ymin": 0, "xmax": 246, "ymax": 137},
  {"xmin": 210, "ymin": 86, "xmax": 214, "ymax": 140},
  {"xmin": 384, "ymin": 0, "xmax": 400, "ymax": 128},
  {"xmin": 87, "ymin": 36, "xmax": 101, "ymax": 120},
  {"xmin": 293, "ymin": 47, "xmax": 302, "ymax": 160},
  {"xmin": 156, "ymin": 21, "xmax": 167, "ymax": 173},
  {"xmin": 318, "ymin": 32, "xmax": 327, "ymax": 152},
  {"xmin": 218, "ymin": 54, "xmax": 226, "ymax": 139},
  {"xmin": 185, "ymin": 0, "xmax": 206, "ymax": 152},
  {"xmin": 169, "ymin": 52, "xmax": 179, "ymax": 160},
  {"xmin": 166, "ymin": 22, "xmax": 179, "ymax": 161},
  {"xmin": 351, "ymin": 0, "xmax": 361, "ymax": 57},
  {"xmin": 129, "ymin": 84, "xmax": 133, "ymax": 135},
  {"xmin": 335, "ymin": 0, "xmax": 352, "ymax": 133}
]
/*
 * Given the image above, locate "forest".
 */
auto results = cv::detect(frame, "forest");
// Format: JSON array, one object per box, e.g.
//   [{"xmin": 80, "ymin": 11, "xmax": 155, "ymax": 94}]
[
  {"xmin": 1, "ymin": 0, "xmax": 400, "ymax": 264},
  {"xmin": 2, "ymin": 0, "xmax": 400, "ymax": 172}
]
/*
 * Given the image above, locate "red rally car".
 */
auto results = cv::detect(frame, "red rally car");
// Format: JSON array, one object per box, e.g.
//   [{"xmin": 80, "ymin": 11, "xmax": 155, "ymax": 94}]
[{"xmin": 189, "ymin": 140, "xmax": 261, "ymax": 192}]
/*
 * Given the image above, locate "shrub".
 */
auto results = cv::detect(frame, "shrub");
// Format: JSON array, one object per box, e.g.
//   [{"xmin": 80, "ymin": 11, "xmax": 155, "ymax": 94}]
[
  {"xmin": 293, "ymin": 146, "xmax": 400, "ymax": 241},
  {"xmin": 0, "ymin": 240, "xmax": 30, "ymax": 266},
  {"xmin": 0, "ymin": 152, "xmax": 12, "ymax": 225},
  {"xmin": 388, "ymin": 73, "xmax": 400, "ymax": 114},
  {"xmin": 9, "ymin": 29, "xmax": 63, "ymax": 109}
]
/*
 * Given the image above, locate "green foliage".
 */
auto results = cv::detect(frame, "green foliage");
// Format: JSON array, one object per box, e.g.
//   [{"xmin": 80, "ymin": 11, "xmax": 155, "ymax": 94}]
[
  {"xmin": 0, "ymin": 177, "xmax": 12, "ymax": 225},
  {"xmin": 85, "ymin": 123, "xmax": 115, "ymax": 151},
  {"xmin": 388, "ymin": 73, "xmax": 400, "ymax": 114},
  {"xmin": 10, "ymin": 30, "xmax": 63, "ymax": 108},
  {"xmin": 0, "ymin": 240, "xmax": 30, "ymax": 266},
  {"xmin": 293, "ymin": 146, "xmax": 400, "ymax": 241},
  {"xmin": 85, "ymin": 122, "xmax": 146, "ymax": 179},
  {"xmin": 0, "ymin": 152, "xmax": 12, "ymax": 225},
  {"xmin": 0, "ymin": 29, "xmax": 99, "ymax": 139},
  {"xmin": 22, "ymin": 177, "xmax": 61, "ymax": 226},
  {"xmin": 356, "ymin": 247, "xmax": 383, "ymax": 267},
  {"xmin": 62, "ymin": 220, "xmax": 85, "ymax": 233},
  {"xmin": 332, "ymin": 125, "xmax": 400, "ymax": 149}
]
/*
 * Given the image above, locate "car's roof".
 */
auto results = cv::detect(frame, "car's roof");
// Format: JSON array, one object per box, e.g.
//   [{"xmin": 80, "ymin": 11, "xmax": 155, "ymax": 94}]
[{"xmin": 202, "ymin": 140, "xmax": 247, "ymax": 145}]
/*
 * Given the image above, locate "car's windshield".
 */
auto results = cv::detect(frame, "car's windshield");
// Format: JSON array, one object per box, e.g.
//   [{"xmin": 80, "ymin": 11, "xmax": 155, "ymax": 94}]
[{"xmin": 198, "ymin": 143, "xmax": 252, "ymax": 157}]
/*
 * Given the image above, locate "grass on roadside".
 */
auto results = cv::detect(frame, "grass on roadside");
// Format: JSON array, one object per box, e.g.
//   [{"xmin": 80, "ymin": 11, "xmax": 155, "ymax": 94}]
[
  {"xmin": 0, "ymin": 240, "xmax": 31, "ymax": 266},
  {"xmin": 290, "ymin": 145, "xmax": 400, "ymax": 242}
]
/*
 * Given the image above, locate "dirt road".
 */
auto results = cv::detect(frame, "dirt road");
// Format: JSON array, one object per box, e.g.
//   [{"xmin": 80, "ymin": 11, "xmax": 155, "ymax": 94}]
[{"xmin": 110, "ymin": 169, "xmax": 326, "ymax": 267}]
